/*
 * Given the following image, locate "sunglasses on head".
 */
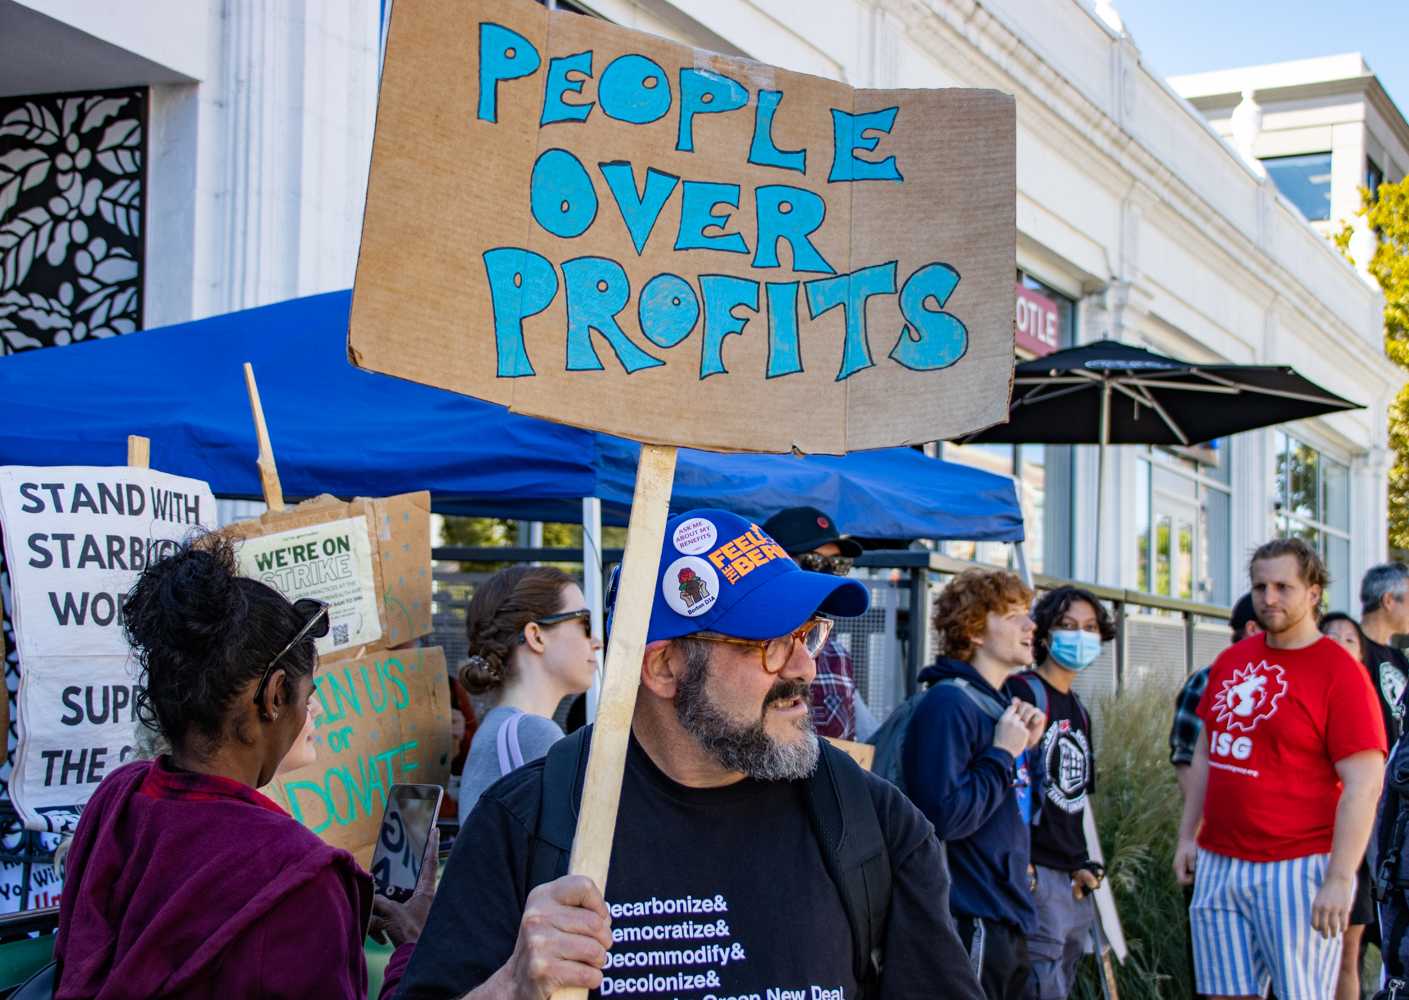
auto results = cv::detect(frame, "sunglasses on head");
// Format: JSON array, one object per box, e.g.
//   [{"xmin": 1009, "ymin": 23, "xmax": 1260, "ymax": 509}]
[
  {"xmin": 519, "ymin": 608, "xmax": 594, "ymax": 643},
  {"xmin": 252, "ymin": 598, "xmax": 330, "ymax": 706},
  {"xmin": 796, "ymin": 552, "xmax": 854, "ymax": 576}
]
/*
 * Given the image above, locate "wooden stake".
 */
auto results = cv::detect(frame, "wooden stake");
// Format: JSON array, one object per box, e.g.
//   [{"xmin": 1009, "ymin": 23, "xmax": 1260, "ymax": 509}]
[
  {"xmin": 126, "ymin": 435, "xmax": 149, "ymax": 469},
  {"xmin": 243, "ymin": 363, "xmax": 285, "ymax": 511},
  {"xmin": 551, "ymin": 443, "xmax": 677, "ymax": 1000}
]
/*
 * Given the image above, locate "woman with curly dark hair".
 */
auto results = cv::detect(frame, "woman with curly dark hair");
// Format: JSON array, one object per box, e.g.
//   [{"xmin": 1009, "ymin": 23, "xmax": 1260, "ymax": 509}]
[
  {"xmin": 1007, "ymin": 586, "xmax": 1116, "ymax": 1000},
  {"xmin": 53, "ymin": 536, "xmax": 426, "ymax": 999},
  {"xmin": 455, "ymin": 565, "xmax": 601, "ymax": 824}
]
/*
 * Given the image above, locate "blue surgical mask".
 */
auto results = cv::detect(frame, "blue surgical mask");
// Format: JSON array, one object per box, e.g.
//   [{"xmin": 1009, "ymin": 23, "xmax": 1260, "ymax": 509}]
[{"xmin": 1049, "ymin": 630, "xmax": 1102, "ymax": 670}]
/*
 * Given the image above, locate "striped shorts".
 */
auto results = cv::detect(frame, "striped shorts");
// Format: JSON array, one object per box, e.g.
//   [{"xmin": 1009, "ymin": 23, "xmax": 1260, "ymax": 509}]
[{"xmin": 1189, "ymin": 849, "xmax": 1340, "ymax": 1000}]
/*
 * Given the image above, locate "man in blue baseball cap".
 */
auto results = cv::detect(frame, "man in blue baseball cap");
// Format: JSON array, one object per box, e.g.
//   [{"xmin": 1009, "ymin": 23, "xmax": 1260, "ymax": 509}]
[{"xmin": 400, "ymin": 509, "xmax": 983, "ymax": 1000}]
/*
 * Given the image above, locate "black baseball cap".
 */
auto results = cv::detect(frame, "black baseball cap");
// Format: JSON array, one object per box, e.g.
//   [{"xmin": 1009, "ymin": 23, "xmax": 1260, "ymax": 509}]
[
  {"xmin": 760, "ymin": 506, "xmax": 863, "ymax": 558},
  {"xmin": 1230, "ymin": 593, "xmax": 1259, "ymax": 638}
]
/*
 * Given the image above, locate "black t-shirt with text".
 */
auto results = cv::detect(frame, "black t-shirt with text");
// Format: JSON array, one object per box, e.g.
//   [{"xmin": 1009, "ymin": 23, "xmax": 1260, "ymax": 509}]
[
  {"xmin": 397, "ymin": 734, "xmax": 982, "ymax": 1000},
  {"xmin": 1364, "ymin": 637, "xmax": 1408, "ymax": 747},
  {"xmin": 1011, "ymin": 672, "xmax": 1094, "ymax": 871}
]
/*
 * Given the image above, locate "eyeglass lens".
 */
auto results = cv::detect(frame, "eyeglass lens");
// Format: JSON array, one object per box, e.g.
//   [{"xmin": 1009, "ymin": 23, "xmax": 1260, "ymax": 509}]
[{"xmin": 762, "ymin": 620, "xmax": 832, "ymax": 671}]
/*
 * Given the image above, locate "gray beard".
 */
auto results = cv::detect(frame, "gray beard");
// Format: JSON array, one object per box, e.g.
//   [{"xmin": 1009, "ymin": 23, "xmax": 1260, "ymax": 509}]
[{"xmin": 673, "ymin": 639, "xmax": 820, "ymax": 781}]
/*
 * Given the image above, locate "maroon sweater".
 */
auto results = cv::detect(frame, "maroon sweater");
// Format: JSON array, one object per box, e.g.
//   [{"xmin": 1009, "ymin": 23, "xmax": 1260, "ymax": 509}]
[{"xmin": 55, "ymin": 757, "xmax": 412, "ymax": 999}]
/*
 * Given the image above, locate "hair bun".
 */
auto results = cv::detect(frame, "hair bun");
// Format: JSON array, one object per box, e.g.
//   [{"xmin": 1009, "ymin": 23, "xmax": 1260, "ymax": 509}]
[
  {"xmin": 123, "ymin": 534, "xmax": 246, "ymax": 657},
  {"xmin": 459, "ymin": 652, "xmax": 504, "ymax": 695}
]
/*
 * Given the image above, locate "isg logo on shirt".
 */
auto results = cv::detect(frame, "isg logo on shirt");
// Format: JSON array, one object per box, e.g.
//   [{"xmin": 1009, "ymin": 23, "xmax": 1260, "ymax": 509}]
[
  {"xmin": 1211, "ymin": 662, "xmax": 1288, "ymax": 732},
  {"xmin": 1207, "ymin": 661, "xmax": 1289, "ymax": 766}
]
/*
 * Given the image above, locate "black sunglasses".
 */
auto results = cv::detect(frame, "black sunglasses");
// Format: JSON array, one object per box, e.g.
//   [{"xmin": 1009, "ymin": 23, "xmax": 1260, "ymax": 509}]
[
  {"xmin": 796, "ymin": 552, "xmax": 854, "ymax": 576},
  {"xmin": 252, "ymin": 598, "xmax": 330, "ymax": 706},
  {"xmin": 519, "ymin": 608, "xmax": 593, "ymax": 643}
]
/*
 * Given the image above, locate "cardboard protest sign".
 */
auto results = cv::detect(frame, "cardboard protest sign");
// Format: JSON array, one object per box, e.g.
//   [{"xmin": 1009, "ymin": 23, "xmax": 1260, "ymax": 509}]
[
  {"xmin": 371, "ymin": 492, "xmax": 434, "ymax": 648},
  {"xmin": 234, "ymin": 513, "xmax": 384, "ymax": 657},
  {"xmin": 349, "ymin": 0, "xmax": 1016, "ymax": 454},
  {"xmin": 225, "ymin": 492, "xmax": 434, "ymax": 661},
  {"xmin": 267, "ymin": 646, "xmax": 452, "ymax": 866},
  {"xmin": 0, "ymin": 466, "xmax": 215, "ymax": 831}
]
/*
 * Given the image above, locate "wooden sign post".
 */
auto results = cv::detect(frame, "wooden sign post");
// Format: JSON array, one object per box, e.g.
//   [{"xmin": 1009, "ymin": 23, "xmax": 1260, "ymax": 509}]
[
  {"xmin": 243, "ymin": 362, "xmax": 285, "ymax": 512},
  {"xmin": 564, "ymin": 443, "xmax": 674, "ymax": 890},
  {"xmin": 353, "ymin": 1, "xmax": 1016, "ymax": 993}
]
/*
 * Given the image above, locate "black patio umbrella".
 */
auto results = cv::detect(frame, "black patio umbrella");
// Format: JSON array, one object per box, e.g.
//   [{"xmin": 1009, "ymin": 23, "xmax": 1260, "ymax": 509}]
[{"xmin": 959, "ymin": 339, "xmax": 1363, "ymax": 572}]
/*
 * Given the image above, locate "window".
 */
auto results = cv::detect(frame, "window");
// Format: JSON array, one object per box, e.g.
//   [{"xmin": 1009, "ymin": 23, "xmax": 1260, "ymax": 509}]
[
  {"xmin": 1273, "ymin": 431, "xmax": 1352, "ymax": 610},
  {"xmin": 1132, "ymin": 445, "xmax": 1233, "ymax": 604},
  {"xmin": 941, "ymin": 442, "xmax": 1071, "ymax": 575},
  {"xmin": 1368, "ymin": 158, "xmax": 1385, "ymax": 204},
  {"xmin": 1262, "ymin": 153, "xmax": 1333, "ymax": 222}
]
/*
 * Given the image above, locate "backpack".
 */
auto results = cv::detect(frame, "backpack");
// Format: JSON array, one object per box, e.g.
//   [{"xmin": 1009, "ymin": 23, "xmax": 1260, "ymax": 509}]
[
  {"xmin": 1376, "ymin": 729, "xmax": 1409, "ymax": 976},
  {"xmin": 866, "ymin": 676, "xmax": 1006, "ymax": 793},
  {"xmin": 530, "ymin": 726, "xmax": 892, "ymax": 996}
]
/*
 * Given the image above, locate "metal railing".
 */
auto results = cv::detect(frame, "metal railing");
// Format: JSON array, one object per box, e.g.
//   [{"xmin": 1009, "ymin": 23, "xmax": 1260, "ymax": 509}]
[{"xmin": 430, "ymin": 545, "xmax": 1230, "ymax": 708}]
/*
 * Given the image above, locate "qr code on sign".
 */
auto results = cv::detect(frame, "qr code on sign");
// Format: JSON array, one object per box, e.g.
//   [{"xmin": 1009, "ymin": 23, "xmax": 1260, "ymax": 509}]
[{"xmin": 331, "ymin": 623, "xmax": 349, "ymax": 645}]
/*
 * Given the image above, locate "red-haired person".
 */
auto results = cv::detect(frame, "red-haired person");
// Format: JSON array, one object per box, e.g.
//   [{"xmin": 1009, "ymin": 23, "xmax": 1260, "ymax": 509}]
[{"xmin": 904, "ymin": 569, "xmax": 1046, "ymax": 1000}]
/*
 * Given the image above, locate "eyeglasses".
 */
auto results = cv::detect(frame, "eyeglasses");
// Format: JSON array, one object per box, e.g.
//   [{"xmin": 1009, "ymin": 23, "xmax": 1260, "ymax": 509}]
[
  {"xmin": 796, "ymin": 552, "xmax": 854, "ymax": 576},
  {"xmin": 520, "ymin": 608, "xmax": 593, "ymax": 643},
  {"xmin": 690, "ymin": 617, "xmax": 834, "ymax": 674},
  {"xmin": 253, "ymin": 598, "xmax": 330, "ymax": 706}
]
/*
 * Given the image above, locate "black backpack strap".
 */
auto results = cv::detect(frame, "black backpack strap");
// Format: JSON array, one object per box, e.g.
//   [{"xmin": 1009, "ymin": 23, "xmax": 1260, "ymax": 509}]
[
  {"xmin": 805, "ymin": 739, "xmax": 892, "ymax": 998},
  {"xmin": 528, "ymin": 726, "xmax": 593, "ymax": 891}
]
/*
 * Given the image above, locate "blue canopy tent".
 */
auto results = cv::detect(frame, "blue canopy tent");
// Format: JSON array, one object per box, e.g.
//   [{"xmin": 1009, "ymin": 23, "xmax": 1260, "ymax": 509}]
[{"xmin": 0, "ymin": 291, "xmax": 1023, "ymax": 542}]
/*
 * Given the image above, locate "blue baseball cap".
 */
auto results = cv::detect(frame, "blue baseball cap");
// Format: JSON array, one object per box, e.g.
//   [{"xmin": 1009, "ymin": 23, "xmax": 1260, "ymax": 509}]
[{"xmin": 609, "ymin": 508, "xmax": 870, "ymax": 643}]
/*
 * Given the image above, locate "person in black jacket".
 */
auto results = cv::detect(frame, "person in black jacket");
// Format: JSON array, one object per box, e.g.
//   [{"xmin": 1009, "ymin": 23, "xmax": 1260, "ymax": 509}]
[
  {"xmin": 397, "ymin": 509, "xmax": 984, "ymax": 1000},
  {"xmin": 903, "ymin": 568, "xmax": 1046, "ymax": 1000}
]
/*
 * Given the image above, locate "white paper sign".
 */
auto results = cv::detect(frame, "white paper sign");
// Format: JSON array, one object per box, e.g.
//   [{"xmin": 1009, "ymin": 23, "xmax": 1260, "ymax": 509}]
[
  {"xmin": 234, "ymin": 516, "xmax": 382, "ymax": 656},
  {"xmin": 0, "ymin": 466, "xmax": 216, "ymax": 831}
]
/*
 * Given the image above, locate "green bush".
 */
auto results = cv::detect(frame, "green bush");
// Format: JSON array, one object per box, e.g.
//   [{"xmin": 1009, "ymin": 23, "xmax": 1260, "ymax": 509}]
[{"xmin": 1073, "ymin": 680, "xmax": 1193, "ymax": 1000}]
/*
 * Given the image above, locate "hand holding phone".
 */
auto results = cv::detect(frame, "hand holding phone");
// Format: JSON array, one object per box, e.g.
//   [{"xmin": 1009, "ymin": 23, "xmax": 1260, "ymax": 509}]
[
  {"xmin": 368, "ymin": 783, "xmax": 444, "ymax": 948},
  {"xmin": 369, "ymin": 825, "xmax": 439, "ymax": 947},
  {"xmin": 370, "ymin": 783, "xmax": 444, "ymax": 903}
]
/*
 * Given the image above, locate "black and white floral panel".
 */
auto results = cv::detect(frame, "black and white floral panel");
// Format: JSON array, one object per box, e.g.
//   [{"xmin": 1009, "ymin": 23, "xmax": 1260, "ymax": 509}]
[
  {"xmin": 0, "ymin": 87, "xmax": 145, "ymax": 355},
  {"xmin": 0, "ymin": 87, "xmax": 143, "ymax": 904}
]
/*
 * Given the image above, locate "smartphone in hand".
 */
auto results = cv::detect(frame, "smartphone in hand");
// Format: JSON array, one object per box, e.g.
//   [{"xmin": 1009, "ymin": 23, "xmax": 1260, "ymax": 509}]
[{"xmin": 370, "ymin": 783, "xmax": 444, "ymax": 902}]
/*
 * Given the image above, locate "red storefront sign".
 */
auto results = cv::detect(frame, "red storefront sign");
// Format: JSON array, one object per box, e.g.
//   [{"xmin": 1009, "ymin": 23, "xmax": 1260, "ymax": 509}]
[{"xmin": 1015, "ymin": 282, "xmax": 1061, "ymax": 356}]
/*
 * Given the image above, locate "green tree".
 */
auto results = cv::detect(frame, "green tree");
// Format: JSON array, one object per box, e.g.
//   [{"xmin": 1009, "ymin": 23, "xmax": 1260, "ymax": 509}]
[
  {"xmin": 1337, "ymin": 177, "xmax": 1409, "ymax": 550},
  {"xmin": 439, "ymin": 517, "xmax": 625, "ymax": 573}
]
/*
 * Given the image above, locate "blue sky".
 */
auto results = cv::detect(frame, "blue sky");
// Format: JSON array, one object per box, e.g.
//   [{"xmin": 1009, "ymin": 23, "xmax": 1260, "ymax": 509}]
[{"xmin": 1114, "ymin": 1, "xmax": 1409, "ymax": 116}]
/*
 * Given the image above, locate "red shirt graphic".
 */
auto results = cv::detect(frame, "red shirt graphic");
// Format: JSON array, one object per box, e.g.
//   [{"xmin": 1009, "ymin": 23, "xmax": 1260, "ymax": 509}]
[{"xmin": 1196, "ymin": 633, "xmax": 1387, "ymax": 862}]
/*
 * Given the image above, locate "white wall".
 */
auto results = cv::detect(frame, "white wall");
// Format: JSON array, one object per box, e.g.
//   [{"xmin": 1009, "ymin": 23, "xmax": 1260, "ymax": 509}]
[{"xmin": 134, "ymin": 0, "xmax": 381, "ymax": 325}]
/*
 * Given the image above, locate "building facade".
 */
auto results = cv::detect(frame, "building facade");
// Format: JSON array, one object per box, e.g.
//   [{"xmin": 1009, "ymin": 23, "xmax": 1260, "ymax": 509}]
[{"xmin": 576, "ymin": 0, "xmax": 1403, "ymax": 617}]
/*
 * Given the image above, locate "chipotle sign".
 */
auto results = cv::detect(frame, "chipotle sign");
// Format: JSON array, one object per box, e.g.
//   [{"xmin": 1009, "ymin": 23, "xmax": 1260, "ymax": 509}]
[{"xmin": 1015, "ymin": 282, "xmax": 1062, "ymax": 357}]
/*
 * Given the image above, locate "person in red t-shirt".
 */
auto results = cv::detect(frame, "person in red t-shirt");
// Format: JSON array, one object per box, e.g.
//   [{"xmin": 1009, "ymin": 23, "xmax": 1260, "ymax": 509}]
[{"xmin": 1173, "ymin": 538, "xmax": 1387, "ymax": 1000}]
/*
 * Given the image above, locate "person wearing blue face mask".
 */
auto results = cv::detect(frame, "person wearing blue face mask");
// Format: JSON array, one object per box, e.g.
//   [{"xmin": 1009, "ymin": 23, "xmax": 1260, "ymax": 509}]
[{"xmin": 1007, "ymin": 586, "xmax": 1116, "ymax": 1000}]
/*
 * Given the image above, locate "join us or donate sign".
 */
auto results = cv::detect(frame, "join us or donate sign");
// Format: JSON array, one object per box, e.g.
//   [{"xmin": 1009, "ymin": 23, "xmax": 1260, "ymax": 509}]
[
  {"xmin": 0, "ymin": 466, "xmax": 215, "ymax": 831},
  {"xmin": 350, "ymin": 0, "xmax": 1017, "ymax": 454}
]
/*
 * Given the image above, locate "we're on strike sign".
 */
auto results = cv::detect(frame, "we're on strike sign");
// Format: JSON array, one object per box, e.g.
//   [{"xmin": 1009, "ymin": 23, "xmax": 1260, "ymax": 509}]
[{"xmin": 0, "ymin": 467, "xmax": 215, "ymax": 831}]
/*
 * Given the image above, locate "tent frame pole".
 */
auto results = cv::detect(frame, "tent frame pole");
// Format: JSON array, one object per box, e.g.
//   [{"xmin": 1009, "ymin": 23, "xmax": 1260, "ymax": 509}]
[
  {"xmin": 582, "ymin": 497, "xmax": 604, "ymax": 724},
  {"xmin": 1094, "ymin": 378, "xmax": 1111, "ymax": 585}
]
